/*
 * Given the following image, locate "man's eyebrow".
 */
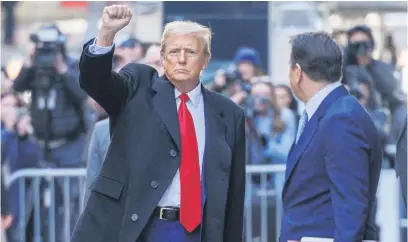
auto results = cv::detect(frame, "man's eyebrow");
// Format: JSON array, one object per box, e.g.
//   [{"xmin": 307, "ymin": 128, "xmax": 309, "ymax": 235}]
[{"xmin": 167, "ymin": 46, "xmax": 181, "ymax": 50}]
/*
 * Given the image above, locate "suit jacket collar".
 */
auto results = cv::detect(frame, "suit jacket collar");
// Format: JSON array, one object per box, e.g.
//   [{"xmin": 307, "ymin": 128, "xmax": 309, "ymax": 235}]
[{"xmin": 283, "ymin": 85, "xmax": 349, "ymax": 198}]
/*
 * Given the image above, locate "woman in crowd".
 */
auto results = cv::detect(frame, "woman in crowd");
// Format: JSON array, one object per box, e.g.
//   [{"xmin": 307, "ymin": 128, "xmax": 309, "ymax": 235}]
[{"xmin": 274, "ymin": 84, "xmax": 299, "ymax": 121}]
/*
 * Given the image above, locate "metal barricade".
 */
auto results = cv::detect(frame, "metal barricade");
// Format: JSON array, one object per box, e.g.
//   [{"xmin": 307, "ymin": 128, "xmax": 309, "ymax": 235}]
[
  {"xmin": 6, "ymin": 168, "xmax": 86, "ymax": 242},
  {"xmin": 244, "ymin": 164, "xmax": 286, "ymax": 242},
  {"xmin": 4, "ymin": 166, "xmax": 407, "ymax": 242}
]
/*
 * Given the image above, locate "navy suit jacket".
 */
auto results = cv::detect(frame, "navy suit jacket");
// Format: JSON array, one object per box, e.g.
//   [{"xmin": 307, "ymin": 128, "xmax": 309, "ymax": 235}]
[{"xmin": 280, "ymin": 86, "xmax": 382, "ymax": 242}]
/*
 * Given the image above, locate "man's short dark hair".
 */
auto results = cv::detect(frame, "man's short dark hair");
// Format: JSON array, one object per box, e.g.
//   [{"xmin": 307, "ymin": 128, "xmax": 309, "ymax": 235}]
[{"xmin": 290, "ymin": 32, "xmax": 343, "ymax": 83}]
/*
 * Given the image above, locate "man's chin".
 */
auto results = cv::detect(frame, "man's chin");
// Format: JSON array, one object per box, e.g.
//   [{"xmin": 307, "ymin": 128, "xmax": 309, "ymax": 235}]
[{"xmin": 172, "ymin": 74, "xmax": 192, "ymax": 82}]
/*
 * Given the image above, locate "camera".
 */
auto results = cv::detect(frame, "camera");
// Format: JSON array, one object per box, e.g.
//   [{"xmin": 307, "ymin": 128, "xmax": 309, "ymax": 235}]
[
  {"xmin": 348, "ymin": 41, "xmax": 373, "ymax": 58},
  {"xmin": 30, "ymin": 25, "xmax": 66, "ymax": 88}
]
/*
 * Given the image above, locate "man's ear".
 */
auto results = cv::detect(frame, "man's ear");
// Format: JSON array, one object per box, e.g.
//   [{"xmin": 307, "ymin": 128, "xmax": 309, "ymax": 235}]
[
  {"xmin": 294, "ymin": 63, "xmax": 302, "ymax": 84},
  {"xmin": 160, "ymin": 53, "xmax": 165, "ymax": 69},
  {"xmin": 202, "ymin": 57, "xmax": 210, "ymax": 70}
]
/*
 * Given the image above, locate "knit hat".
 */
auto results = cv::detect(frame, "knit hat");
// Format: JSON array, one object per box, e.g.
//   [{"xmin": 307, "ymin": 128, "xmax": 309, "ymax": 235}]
[{"xmin": 233, "ymin": 47, "xmax": 262, "ymax": 68}]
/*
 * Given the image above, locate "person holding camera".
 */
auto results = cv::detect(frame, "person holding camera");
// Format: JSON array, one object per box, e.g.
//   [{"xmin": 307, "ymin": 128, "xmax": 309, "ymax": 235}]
[
  {"xmin": 212, "ymin": 47, "xmax": 265, "ymax": 96},
  {"xmin": 244, "ymin": 81, "xmax": 296, "ymax": 207},
  {"xmin": 344, "ymin": 25, "xmax": 405, "ymax": 124},
  {"xmin": 12, "ymin": 24, "xmax": 88, "ymax": 240},
  {"xmin": 12, "ymin": 24, "xmax": 87, "ymax": 167}
]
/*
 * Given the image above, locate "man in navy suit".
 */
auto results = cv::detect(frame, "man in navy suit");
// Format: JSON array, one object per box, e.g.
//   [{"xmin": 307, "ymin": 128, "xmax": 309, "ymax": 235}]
[{"xmin": 280, "ymin": 32, "xmax": 382, "ymax": 242}]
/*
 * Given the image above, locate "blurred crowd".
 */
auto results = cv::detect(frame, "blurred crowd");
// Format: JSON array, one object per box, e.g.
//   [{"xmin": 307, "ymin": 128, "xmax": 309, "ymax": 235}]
[{"xmin": 1, "ymin": 9, "xmax": 407, "ymax": 242}]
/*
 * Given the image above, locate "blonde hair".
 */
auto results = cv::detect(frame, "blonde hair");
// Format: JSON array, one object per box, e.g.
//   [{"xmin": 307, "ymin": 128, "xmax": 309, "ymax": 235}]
[{"xmin": 161, "ymin": 21, "xmax": 212, "ymax": 58}]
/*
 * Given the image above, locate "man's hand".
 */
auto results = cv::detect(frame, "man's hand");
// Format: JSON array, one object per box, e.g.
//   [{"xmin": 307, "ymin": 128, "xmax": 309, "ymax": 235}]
[
  {"xmin": 54, "ymin": 53, "xmax": 68, "ymax": 74},
  {"xmin": 96, "ymin": 5, "xmax": 132, "ymax": 47}
]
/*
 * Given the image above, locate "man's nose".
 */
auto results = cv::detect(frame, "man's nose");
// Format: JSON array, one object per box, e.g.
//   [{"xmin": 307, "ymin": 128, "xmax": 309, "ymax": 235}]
[{"xmin": 177, "ymin": 50, "xmax": 187, "ymax": 64}]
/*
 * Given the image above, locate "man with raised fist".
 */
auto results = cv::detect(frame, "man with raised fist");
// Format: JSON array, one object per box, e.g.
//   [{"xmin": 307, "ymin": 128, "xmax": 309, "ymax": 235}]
[{"xmin": 71, "ymin": 5, "xmax": 246, "ymax": 242}]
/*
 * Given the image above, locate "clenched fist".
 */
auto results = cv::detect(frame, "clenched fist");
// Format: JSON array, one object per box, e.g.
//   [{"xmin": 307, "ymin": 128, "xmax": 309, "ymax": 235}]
[{"xmin": 96, "ymin": 5, "xmax": 133, "ymax": 47}]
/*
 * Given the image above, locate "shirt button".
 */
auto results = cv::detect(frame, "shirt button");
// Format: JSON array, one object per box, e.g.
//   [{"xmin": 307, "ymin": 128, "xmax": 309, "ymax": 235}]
[
  {"xmin": 131, "ymin": 214, "xmax": 138, "ymax": 222},
  {"xmin": 151, "ymin": 181, "xmax": 158, "ymax": 189},
  {"xmin": 169, "ymin": 149, "xmax": 177, "ymax": 157}
]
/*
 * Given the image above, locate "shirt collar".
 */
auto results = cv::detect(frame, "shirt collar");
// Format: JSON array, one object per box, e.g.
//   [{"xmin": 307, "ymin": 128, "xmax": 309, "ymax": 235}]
[
  {"xmin": 305, "ymin": 81, "xmax": 342, "ymax": 120},
  {"xmin": 174, "ymin": 82, "xmax": 202, "ymax": 108}
]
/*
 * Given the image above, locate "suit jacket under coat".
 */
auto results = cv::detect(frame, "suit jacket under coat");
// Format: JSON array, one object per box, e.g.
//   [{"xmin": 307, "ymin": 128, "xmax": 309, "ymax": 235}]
[
  {"xmin": 83, "ymin": 118, "xmax": 111, "ymax": 206},
  {"xmin": 71, "ymin": 39, "xmax": 246, "ymax": 242}
]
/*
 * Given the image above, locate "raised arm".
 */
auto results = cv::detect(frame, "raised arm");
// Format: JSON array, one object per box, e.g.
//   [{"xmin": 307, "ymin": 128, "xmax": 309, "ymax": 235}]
[{"xmin": 79, "ymin": 5, "xmax": 136, "ymax": 117}]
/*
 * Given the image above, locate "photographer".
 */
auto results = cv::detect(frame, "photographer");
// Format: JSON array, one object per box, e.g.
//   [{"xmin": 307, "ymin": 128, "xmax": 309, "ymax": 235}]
[
  {"xmin": 12, "ymin": 24, "xmax": 87, "ymax": 240},
  {"xmin": 344, "ymin": 25, "xmax": 404, "ymax": 114},
  {"xmin": 344, "ymin": 25, "xmax": 407, "ymax": 148},
  {"xmin": 244, "ymin": 80, "xmax": 296, "ymax": 191},
  {"xmin": 12, "ymin": 24, "xmax": 87, "ymax": 166},
  {"xmin": 212, "ymin": 47, "xmax": 264, "ymax": 96}
]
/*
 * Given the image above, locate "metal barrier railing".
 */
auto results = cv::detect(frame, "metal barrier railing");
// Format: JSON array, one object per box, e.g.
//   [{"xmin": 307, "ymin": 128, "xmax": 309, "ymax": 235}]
[
  {"xmin": 245, "ymin": 164, "xmax": 286, "ymax": 242},
  {"xmin": 4, "ymin": 166, "xmax": 407, "ymax": 242},
  {"xmin": 6, "ymin": 168, "xmax": 86, "ymax": 242}
]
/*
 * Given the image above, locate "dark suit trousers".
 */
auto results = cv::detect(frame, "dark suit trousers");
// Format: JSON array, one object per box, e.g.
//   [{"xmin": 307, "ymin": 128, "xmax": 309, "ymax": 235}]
[{"xmin": 138, "ymin": 217, "xmax": 201, "ymax": 242}]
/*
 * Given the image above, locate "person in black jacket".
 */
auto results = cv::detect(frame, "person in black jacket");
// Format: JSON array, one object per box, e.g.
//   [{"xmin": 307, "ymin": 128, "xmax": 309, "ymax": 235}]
[
  {"xmin": 13, "ymin": 24, "xmax": 88, "ymax": 164},
  {"xmin": 344, "ymin": 25, "xmax": 406, "ymax": 148}
]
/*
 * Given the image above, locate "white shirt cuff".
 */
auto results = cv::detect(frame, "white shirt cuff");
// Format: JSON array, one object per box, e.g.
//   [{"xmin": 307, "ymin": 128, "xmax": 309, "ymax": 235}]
[{"xmin": 88, "ymin": 38, "xmax": 114, "ymax": 55}]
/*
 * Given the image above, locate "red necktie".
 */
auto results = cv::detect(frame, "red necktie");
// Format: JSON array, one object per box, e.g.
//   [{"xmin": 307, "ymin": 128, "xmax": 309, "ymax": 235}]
[{"xmin": 178, "ymin": 93, "xmax": 201, "ymax": 232}]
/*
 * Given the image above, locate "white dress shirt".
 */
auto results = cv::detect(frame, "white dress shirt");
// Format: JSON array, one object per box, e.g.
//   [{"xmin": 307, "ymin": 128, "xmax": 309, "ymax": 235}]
[
  {"xmin": 304, "ymin": 81, "xmax": 342, "ymax": 121},
  {"xmin": 161, "ymin": 85, "xmax": 205, "ymax": 207},
  {"xmin": 88, "ymin": 39, "xmax": 206, "ymax": 207}
]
